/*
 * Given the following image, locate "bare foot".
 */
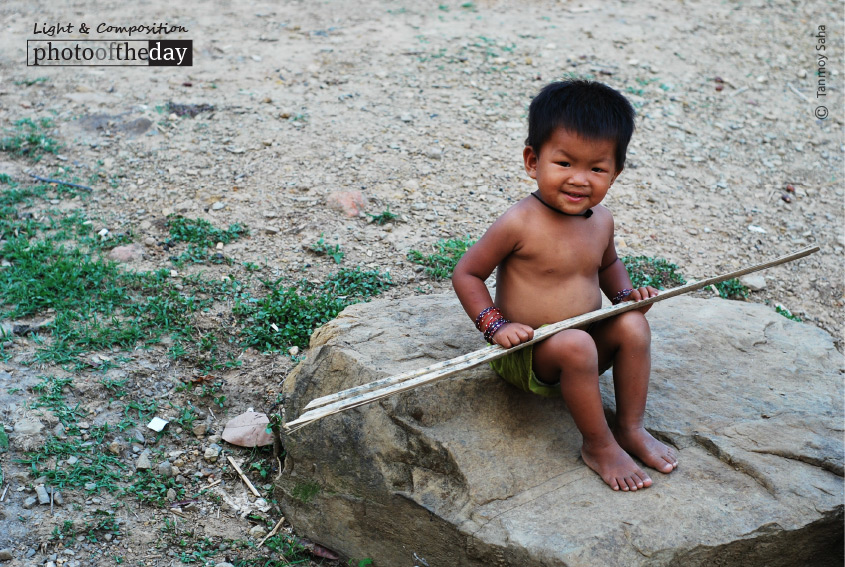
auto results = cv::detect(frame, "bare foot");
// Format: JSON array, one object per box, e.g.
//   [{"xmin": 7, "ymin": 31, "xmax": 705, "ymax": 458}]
[
  {"xmin": 615, "ymin": 427, "xmax": 678, "ymax": 474},
  {"xmin": 581, "ymin": 439, "xmax": 653, "ymax": 492}
]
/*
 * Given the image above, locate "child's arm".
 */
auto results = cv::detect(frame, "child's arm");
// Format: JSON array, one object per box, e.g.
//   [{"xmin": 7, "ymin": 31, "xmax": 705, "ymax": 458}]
[
  {"xmin": 597, "ymin": 230, "xmax": 659, "ymax": 313},
  {"xmin": 452, "ymin": 216, "xmax": 534, "ymax": 348}
]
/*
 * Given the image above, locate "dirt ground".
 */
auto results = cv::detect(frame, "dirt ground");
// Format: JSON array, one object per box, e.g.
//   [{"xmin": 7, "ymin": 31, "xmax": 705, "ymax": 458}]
[{"xmin": 0, "ymin": 0, "xmax": 842, "ymax": 566}]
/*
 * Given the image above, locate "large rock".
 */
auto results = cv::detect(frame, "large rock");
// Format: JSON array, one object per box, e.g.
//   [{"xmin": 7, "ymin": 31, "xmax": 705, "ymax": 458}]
[{"xmin": 278, "ymin": 295, "xmax": 844, "ymax": 566}]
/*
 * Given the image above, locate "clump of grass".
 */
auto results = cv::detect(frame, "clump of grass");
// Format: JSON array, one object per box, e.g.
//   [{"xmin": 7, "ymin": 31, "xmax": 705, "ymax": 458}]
[
  {"xmin": 407, "ymin": 236, "xmax": 476, "ymax": 279},
  {"xmin": 621, "ymin": 255, "xmax": 687, "ymax": 289},
  {"xmin": 0, "ymin": 117, "xmax": 62, "ymax": 162},
  {"xmin": 310, "ymin": 235, "xmax": 344, "ymax": 264},
  {"xmin": 368, "ymin": 207, "xmax": 398, "ymax": 225},
  {"xmin": 775, "ymin": 304, "xmax": 802, "ymax": 322},
  {"xmin": 235, "ymin": 268, "xmax": 392, "ymax": 351},
  {"xmin": 167, "ymin": 215, "xmax": 246, "ymax": 246},
  {"xmin": 713, "ymin": 278, "xmax": 749, "ymax": 300}
]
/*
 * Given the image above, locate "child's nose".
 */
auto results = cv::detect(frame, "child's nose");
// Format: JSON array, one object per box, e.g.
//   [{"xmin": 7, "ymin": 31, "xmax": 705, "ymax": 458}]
[{"xmin": 567, "ymin": 169, "xmax": 589, "ymax": 185}]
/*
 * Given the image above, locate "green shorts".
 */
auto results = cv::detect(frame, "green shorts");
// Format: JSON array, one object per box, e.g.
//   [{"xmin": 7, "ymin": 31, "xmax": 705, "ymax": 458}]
[{"xmin": 489, "ymin": 343, "xmax": 561, "ymax": 398}]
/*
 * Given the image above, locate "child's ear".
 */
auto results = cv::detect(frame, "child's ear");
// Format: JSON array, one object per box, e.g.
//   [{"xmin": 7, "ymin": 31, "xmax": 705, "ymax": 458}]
[
  {"xmin": 610, "ymin": 167, "xmax": 623, "ymax": 185},
  {"xmin": 523, "ymin": 146, "xmax": 538, "ymax": 179}
]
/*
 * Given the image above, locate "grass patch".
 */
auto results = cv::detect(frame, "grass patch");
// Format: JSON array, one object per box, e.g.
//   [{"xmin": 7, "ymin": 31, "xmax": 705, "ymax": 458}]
[
  {"xmin": 167, "ymin": 215, "xmax": 247, "ymax": 246},
  {"xmin": 235, "ymin": 267, "xmax": 392, "ymax": 351},
  {"xmin": 621, "ymin": 255, "xmax": 687, "ymax": 289},
  {"xmin": 367, "ymin": 206, "xmax": 398, "ymax": 225},
  {"xmin": 407, "ymin": 236, "xmax": 475, "ymax": 280},
  {"xmin": 775, "ymin": 304, "xmax": 802, "ymax": 322},
  {"xmin": 0, "ymin": 117, "xmax": 61, "ymax": 162},
  {"xmin": 713, "ymin": 278, "xmax": 749, "ymax": 300},
  {"xmin": 290, "ymin": 480, "xmax": 320, "ymax": 504}
]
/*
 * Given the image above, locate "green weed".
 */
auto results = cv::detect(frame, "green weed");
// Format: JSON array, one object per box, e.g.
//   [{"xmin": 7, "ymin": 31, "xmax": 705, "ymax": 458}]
[
  {"xmin": 0, "ymin": 117, "xmax": 61, "ymax": 162},
  {"xmin": 368, "ymin": 207, "xmax": 398, "ymax": 225},
  {"xmin": 310, "ymin": 235, "xmax": 344, "ymax": 264},
  {"xmin": 621, "ymin": 256, "xmax": 687, "ymax": 289},
  {"xmin": 167, "ymin": 215, "xmax": 246, "ymax": 247},
  {"xmin": 407, "ymin": 236, "xmax": 476, "ymax": 279},
  {"xmin": 775, "ymin": 304, "xmax": 802, "ymax": 322},
  {"xmin": 713, "ymin": 278, "xmax": 749, "ymax": 300},
  {"xmin": 125, "ymin": 469, "xmax": 185, "ymax": 506}
]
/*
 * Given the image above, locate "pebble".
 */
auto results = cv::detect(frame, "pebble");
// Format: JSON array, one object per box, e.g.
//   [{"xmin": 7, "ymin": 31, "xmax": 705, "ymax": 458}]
[
  {"xmin": 136, "ymin": 450, "xmax": 152, "ymax": 470},
  {"xmin": 192, "ymin": 423, "xmax": 208, "ymax": 437},
  {"xmin": 204, "ymin": 446, "xmax": 221, "ymax": 462},
  {"xmin": 66, "ymin": 456, "xmax": 78, "ymax": 466},
  {"xmin": 740, "ymin": 275, "xmax": 767, "ymax": 291},
  {"xmin": 215, "ymin": 563, "xmax": 236, "ymax": 567},
  {"xmin": 212, "ymin": 201, "xmax": 226, "ymax": 211},
  {"xmin": 36, "ymin": 485, "xmax": 50, "ymax": 504},
  {"xmin": 53, "ymin": 423, "xmax": 66, "ymax": 439},
  {"xmin": 25, "ymin": 549, "xmax": 36, "ymax": 558},
  {"xmin": 288, "ymin": 346, "xmax": 300, "ymax": 356},
  {"xmin": 158, "ymin": 461, "xmax": 174, "ymax": 477},
  {"xmin": 0, "ymin": 549, "xmax": 12, "ymax": 561},
  {"xmin": 23, "ymin": 496, "xmax": 37, "ymax": 509},
  {"xmin": 108, "ymin": 439, "xmax": 124, "ymax": 455},
  {"xmin": 13, "ymin": 418, "xmax": 43, "ymax": 436},
  {"xmin": 84, "ymin": 482, "xmax": 97, "ymax": 491},
  {"xmin": 249, "ymin": 525, "xmax": 267, "ymax": 538},
  {"xmin": 167, "ymin": 488, "xmax": 177, "ymax": 501}
]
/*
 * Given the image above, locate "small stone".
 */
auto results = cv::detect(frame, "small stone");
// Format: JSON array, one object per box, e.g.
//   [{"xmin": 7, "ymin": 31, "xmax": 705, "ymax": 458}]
[
  {"xmin": 66, "ymin": 456, "xmax": 78, "ymax": 466},
  {"xmin": 36, "ymin": 485, "xmax": 50, "ymax": 505},
  {"xmin": 288, "ymin": 346, "xmax": 300, "ymax": 357},
  {"xmin": 263, "ymin": 226, "xmax": 280, "ymax": 235},
  {"xmin": 215, "ymin": 563, "xmax": 236, "ymax": 567},
  {"xmin": 52, "ymin": 492, "xmax": 63, "ymax": 506},
  {"xmin": 158, "ymin": 461, "xmax": 174, "ymax": 477},
  {"xmin": 399, "ymin": 113, "xmax": 413, "ymax": 123},
  {"xmin": 740, "ymin": 275, "xmax": 767, "ymax": 292},
  {"xmin": 208, "ymin": 434, "xmax": 223, "ymax": 444},
  {"xmin": 204, "ymin": 446, "xmax": 220, "ymax": 463},
  {"xmin": 108, "ymin": 439, "xmax": 124, "ymax": 455},
  {"xmin": 25, "ymin": 549, "xmax": 36, "ymax": 558},
  {"xmin": 46, "ymin": 562, "xmax": 56, "ymax": 567},
  {"xmin": 327, "ymin": 190, "xmax": 367, "ymax": 217},
  {"xmin": 13, "ymin": 418, "xmax": 43, "ymax": 436},
  {"xmin": 53, "ymin": 423, "xmax": 66, "ymax": 439},
  {"xmin": 211, "ymin": 201, "xmax": 226, "ymax": 211},
  {"xmin": 77, "ymin": 421, "xmax": 90, "ymax": 430},
  {"xmin": 84, "ymin": 482, "xmax": 97, "ymax": 491},
  {"xmin": 166, "ymin": 488, "xmax": 177, "ymax": 502},
  {"xmin": 104, "ymin": 534, "xmax": 113, "ymax": 542},
  {"xmin": 0, "ymin": 549, "xmax": 12, "ymax": 561},
  {"xmin": 107, "ymin": 244, "xmax": 144, "ymax": 263},
  {"xmin": 136, "ymin": 449, "xmax": 152, "ymax": 470},
  {"xmin": 797, "ymin": 69, "xmax": 807, "ymax": 78},
  {"xmin": 425, "ymin": 147, "xmax": 443, "ymax": 160},
  {"xmin": 192, "ymin": 423, "xmax": 208, "ymax": 437},
  {"xmin": 23, "ymin": 496, "xmax": 37, "ymax": 509},
  {"xmin": 249, "ymin": 525, "xmax": 267, "ymax": 538}
]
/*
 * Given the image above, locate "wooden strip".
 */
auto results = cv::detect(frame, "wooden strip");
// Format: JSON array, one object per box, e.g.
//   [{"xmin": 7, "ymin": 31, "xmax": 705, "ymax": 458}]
[
  {"xmin": 285, "ymin": 246, "xmax": 818, "ymax": 432},
  {"xmin": 226, "ymin": 456, "xmax": 261, "ymax": 497}
]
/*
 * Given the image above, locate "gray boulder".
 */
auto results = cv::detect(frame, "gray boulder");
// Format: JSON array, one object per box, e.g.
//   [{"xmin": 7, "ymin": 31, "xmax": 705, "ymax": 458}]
[{"xmin": 279, "ymin": 295, "xmax": 843, "ymax": 566}]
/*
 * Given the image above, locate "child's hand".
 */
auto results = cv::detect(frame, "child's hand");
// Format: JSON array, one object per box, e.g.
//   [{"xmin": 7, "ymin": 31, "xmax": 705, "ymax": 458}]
[
  {"xmin": 492, "ymin": 322, "xmax": 534, "ymax": 348},
  {"xmin": 626, "ymin": 286, "xmax": 659, "ymax": 314}
]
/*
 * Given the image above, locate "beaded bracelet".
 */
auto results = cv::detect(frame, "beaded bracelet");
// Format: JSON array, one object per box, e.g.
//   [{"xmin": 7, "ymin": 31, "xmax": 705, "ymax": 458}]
[
  {"xmin": 475, "ymin": 306, "xmax": 501, "ymax": 331},
  {"xmin": 611, "ymin": 288, "xmax": 634, "ymax": 305},
  {"xmin": 483, "ymin": 316, "xmax": 509, "ymax": 344}
]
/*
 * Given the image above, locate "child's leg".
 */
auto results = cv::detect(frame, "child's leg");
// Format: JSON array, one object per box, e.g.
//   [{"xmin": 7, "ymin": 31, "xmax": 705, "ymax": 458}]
[
  {"xmin": 533, "ymin": 329, "xmax": 652, "ymax": 491},
  {"xmin": 590, "ymin": 311, "xmax": 678, "ymax": 473}
]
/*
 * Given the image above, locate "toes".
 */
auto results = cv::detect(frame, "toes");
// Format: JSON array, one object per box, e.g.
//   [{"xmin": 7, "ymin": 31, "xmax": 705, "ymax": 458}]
[{"xmin": 636, "ymin": 471, "xmax": 653, "ymax": 487}]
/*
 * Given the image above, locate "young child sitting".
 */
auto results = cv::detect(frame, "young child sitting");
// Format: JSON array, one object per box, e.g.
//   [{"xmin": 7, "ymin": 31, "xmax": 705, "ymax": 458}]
[{"xmin": 451, "ymin": 80, "xmax": 678, "ymax": 492}]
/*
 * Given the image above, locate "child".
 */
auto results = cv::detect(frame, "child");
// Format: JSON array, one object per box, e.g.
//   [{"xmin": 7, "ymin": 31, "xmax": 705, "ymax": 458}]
[{"xmin": 452, "ymin": 80, "xmax": 678, "ymax": 492}]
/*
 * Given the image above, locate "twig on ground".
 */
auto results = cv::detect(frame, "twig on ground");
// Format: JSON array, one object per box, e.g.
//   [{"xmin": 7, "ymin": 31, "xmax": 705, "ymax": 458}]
[
  {"xmin": 258, "ymin": 516, "xmax": 286, "ymax": 547},
  {"xmin": 28, "ymin": 173, "xmax": 93, "ymax": 191},
  {"xmin": 787, "ymin": 82, "xmax": 810, "ymax": 102},
  {"xmin": 0, "ymin": 485, "xmax": 8, "ymax": 502},
  {"xmin": 226, "ymin": 455, "xmax": 261, "ymax": 497},
  {"xmin": 728, "ymin": 86, "xmax": 749, "ymax": 97}
]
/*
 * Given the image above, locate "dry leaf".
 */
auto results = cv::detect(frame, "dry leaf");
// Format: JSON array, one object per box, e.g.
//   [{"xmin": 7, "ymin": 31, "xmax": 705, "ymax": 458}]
[{"xmin": 221, "ymin": 411, "xmax": 274, "ymax": 447}]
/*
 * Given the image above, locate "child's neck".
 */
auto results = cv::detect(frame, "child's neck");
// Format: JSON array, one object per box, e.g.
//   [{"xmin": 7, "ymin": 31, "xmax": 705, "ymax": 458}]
[{"xmin": 530, "ymin": 191, "xmax": 593, "ymax": 218}]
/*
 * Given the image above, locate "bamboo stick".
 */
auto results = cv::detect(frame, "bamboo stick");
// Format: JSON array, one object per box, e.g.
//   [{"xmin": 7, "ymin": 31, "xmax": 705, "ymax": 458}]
[{"xmin": 284, "ymin": 246, "xmax": 819, "ymax": 432}]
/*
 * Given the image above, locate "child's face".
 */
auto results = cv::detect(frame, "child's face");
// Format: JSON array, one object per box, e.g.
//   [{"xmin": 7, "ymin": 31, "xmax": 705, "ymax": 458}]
[{"xmin": 523, "ymin": 127, "xmax": 621, "ymax": 215}]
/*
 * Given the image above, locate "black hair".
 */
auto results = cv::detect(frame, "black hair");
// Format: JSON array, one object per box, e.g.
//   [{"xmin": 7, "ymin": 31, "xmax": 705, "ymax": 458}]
[{"xmin": 525, "ymin": 80, "xmax": 636, "ymax": 171}]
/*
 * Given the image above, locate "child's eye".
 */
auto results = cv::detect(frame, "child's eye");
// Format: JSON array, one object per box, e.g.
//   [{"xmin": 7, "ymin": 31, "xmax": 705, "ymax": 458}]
[
  {"xmin": 558, "ymin": 161, "xmax": 570, "ymax": 167},
  {"xmin": 592, "ymin": 167, "xmax": 605, "ymax": 173}
]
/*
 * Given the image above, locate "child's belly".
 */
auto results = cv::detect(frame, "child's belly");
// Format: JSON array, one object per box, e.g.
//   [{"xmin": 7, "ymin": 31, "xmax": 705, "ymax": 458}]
[{"xmin": 494, "ymin": 272, "xmax": 603, "ymax": 328}]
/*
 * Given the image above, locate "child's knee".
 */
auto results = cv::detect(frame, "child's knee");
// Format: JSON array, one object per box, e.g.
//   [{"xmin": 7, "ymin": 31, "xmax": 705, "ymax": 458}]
[
  {"xmin": 550, "ymin": 330, "xmax": 597, "ymax": 365},
  {"xmin": 617, "ymin": 311, "xmax": 651, "ymax": 344}
]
